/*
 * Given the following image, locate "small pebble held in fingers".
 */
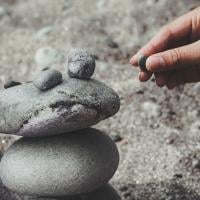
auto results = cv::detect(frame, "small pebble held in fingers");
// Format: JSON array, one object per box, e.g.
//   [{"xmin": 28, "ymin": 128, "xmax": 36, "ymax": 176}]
[
  {"xmin": 137, "ymin": 54, "xmax": 149, "ymax": 72},
  {"xmin": 33, "ymin": 69, "xmax": 62, "ymax": 91},
  {"xmin": 68, "ymin": 49, "xmax": 96, "ymax": 79},
  {"xmin": 4, "ymin": 81, "xmax": 21, "ymax": 89}
]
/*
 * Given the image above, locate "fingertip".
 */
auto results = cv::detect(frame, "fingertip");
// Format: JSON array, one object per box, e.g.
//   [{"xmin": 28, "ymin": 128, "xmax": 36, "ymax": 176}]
[
  {"xmin": 130, "ymin": 55, "xmax": 138, "ymax": 66},
  {"xmin": 155, "ymin": 73, "xmax": 167, "ymax": 87},
  {"xmin": 167, "ymin": 84, "xmax": 175, "ymax": 90},
  {"xmin": 167, "ymin": 76, "xmax": 177, "ymax": 89},
  {"xmin": 130, "ymin": 52, "xmax": 146, "ymax": 66},
  {"xmin": 139, "ymin": 71, "xmax": 152, "ymax": 82}
]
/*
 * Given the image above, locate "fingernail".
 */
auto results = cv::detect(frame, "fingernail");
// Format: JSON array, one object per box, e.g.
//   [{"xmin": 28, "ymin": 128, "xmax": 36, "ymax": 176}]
[{"xmin": 146, "ymin": 55, "xmax": 165, "ymax": 71}]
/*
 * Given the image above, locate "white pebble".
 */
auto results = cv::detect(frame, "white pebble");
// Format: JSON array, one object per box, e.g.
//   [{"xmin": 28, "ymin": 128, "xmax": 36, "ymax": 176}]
[
  {"xmin": 35, "ymin": 47, "xmax": 61, "ymax": 67},
  {"xmin": 141, "ymin": 101, "xmax": 161, "ymax": 118}
]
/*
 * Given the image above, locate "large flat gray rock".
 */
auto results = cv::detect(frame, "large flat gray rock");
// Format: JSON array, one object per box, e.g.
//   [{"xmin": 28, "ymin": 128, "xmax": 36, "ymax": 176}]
[
  {"xmin": 0, "ymin": 78, "xmax": 120, "ymax": 137},
  {"xmin": 0, "ymin": 128, "xmax": 119, "ymax": 197}
]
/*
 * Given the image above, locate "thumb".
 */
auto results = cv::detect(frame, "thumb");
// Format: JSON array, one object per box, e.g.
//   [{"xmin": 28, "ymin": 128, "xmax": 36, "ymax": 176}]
[{"xmin": 146, "ymin": 40, "xmax": 200, "ymax": 72}]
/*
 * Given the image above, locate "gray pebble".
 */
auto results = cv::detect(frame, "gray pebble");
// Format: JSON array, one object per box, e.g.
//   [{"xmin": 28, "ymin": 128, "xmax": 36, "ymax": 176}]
[
  {"xmin": 4, "ymin": 81, "xmax": 21, "ymax": 89},
  {"xmin": 192, "ymin": 158, "xmax": 200, "ymax": 169},
  {"xmin": 42, "ymin": 67, "xmax": 50, "ymax": 71},
  {"xmin": 68, "ymin": 49, "xmax": 95, "ymax": 79},
  {"xmin": 33, "ymin": 69, "xmax": 62, "ymax": 91},
  {"xmin": 0, "ymin": 128, "xmax": 119, "ymax": 197},
  {"xmin": 111, "ymin": 134, "xmax": 123, "ymax": 143},
  {"xmin": 106, "ymin": 38, "xmax": 119, "ymax": 49},
  {"xmin": 137, "ymin": 54, "xmax": 148, "ymax": 72},
  {"xmin": 0, "ymin": 78, "xmax": 120, "ymax": 137}
]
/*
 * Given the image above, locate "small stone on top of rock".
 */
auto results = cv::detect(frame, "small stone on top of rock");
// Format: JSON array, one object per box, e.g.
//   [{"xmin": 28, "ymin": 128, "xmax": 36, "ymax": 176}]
[
  {"xmin": 67, "ymin": 49, "xmax": 96, "ymax": 79},
  {"xmin": 33, "ymin": 69, "xmax": 62, "ymax": 91}
]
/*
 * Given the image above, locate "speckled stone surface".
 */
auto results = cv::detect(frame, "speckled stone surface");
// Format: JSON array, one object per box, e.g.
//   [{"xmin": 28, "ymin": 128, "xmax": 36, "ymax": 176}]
[
  {"xmin": 67, "ymin": 49, "xmax": 95, "ymax": 79},
  {"xmin": 0, "ymin": 78, "xmax": 120, "ymax": 137},
  {"xmin": 24, "ymin": 184, "xmax": 120, "ymax": 200},
  {"xmin": 0, "ymin": 128, "xmax": 119, "ymax": 197}
]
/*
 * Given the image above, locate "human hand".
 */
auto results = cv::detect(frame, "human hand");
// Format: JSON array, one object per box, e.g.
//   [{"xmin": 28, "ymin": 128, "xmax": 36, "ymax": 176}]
[{"xmin": 130, "ymin": 7, "xmax": 200, "ymax": 89}]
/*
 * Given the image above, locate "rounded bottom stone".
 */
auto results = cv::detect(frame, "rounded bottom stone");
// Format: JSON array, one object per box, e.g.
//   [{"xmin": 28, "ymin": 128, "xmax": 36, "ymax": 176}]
[
  {"xmin": 25, "ymin": 184, "xmax": 121, "ymax": 200},
  {"xmin": 0, "ymin": 128, "xmax": 119, "ymax": 197}
]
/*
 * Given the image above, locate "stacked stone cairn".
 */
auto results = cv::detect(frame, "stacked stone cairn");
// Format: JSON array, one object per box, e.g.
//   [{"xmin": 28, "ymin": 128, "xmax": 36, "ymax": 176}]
[{"xmin": 0, "ymin": 49, "xmax": 121, "ymax": 200}]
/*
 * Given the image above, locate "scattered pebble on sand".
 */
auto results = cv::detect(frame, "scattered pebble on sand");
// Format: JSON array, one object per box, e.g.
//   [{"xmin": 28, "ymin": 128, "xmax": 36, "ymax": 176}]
[
  {"xmin": 35, "ymin": 47, "xmax": 62, "ymax": 67},
  {"xmin": 192, "ymin": 158, "xmax": 200, "ymax": 169},
  {"xmin": 141, "ymin": 101, "xmax": 161, "ymax": 118}
]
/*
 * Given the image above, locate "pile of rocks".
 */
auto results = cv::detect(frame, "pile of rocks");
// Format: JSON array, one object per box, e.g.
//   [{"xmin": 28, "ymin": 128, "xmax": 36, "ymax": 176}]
[{"xmin": 0, "ymin": 49, "xmax": 121, "ymax": 200}]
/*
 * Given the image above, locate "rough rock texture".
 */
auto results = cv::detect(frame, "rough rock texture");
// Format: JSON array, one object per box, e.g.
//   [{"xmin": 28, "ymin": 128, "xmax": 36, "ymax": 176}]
[
  {"xmin": 0, "ymin": 128, "xmax": 119, "ymax": 196},
  {"xmin": 0, "ymin": 0, "xmax": 200, "ymax": 199},
  {"xmin": 0, "ymin": 78, "xmax": 120, "ymax": 137},
  {"xmin": 67, "ymin": 49, "xmax": 95, "ymax": 79}
]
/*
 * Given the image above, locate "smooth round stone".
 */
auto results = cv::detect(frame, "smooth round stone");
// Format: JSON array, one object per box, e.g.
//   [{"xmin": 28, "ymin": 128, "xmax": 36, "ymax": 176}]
[
  {"xmin": 33, "ymin": 69, "xmax": 62, "ymax": 91},
  {"xmin": 0, "ymin": 78, "xmax": 120, "ymax": 137},
  {"xmin": 4, "ymin": 81, "xmax": 21, "ymax": 89},
  {"xmin": 35, "ymin": 47, "xmax": 61, "ymax": 67},
  {"xmin": 25, "ymin": 184, "xmax": 121, "ymax": 200},
  {"xmin": 0, "ymin": 128, "xmax": 119, "ymax": 197},
  {"xmin": 68, "ymin": 49, "xmax": 95, "ymax": 79}
]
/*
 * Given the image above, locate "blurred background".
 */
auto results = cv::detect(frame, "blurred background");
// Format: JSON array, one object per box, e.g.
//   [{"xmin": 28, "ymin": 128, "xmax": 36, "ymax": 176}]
[{"xmin": 0, "ymin": 0, "xmax": 200, "ymax": 199}]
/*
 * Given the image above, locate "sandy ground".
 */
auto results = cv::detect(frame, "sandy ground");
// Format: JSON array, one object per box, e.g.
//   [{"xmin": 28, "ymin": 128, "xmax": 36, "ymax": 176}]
[{"xmin": 0, "ymin": 0, "xmax": 200, "ymax": 199}]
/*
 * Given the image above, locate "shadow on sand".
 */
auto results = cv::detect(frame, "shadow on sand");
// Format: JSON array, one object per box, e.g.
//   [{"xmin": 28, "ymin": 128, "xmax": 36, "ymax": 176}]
[{"xmin": 119, "ymin": 179, "xmax": 200, "ymax": 200}]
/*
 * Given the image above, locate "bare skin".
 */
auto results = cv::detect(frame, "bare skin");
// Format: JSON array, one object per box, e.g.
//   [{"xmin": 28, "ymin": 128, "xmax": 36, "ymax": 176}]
[{"xmin": 130, "ymin": 7, "xmax": 200, "ymax": 89}]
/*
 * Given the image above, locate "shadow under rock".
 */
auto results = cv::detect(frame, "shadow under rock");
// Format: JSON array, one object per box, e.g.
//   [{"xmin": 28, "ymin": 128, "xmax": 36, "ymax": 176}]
[
  {"xmin": 119, "ymin": 179, "xmax": 200, "ymax": 200},
  {"xmin": 0, "ymin": 184, "xmax": 121, "ymax": 200}
]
